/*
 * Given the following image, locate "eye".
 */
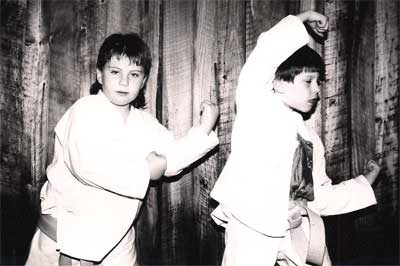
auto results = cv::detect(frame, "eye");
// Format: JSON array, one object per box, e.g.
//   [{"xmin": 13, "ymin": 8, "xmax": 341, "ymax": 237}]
[
  {"xmin": 110, "ymin": 70, "xmax": 119, "ymax": 75},
  {"xmin": 130, "ymin": 72, "xmax": 140, "ymax": 78}
]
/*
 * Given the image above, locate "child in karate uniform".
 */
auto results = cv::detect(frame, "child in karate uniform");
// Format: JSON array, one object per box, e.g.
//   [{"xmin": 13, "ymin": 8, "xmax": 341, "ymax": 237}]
[
  {"xmin": 26, "ymin": 32, "xmax": 219, "ymax": 266},
  {"xmin": 210, "ymin": 10, "xmax": 381, "ymax": 266}
]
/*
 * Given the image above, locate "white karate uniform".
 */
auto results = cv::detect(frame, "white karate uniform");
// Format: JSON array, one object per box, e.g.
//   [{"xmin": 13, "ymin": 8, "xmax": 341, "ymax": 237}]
[
  {"xmin": 26, "ymin": 91, "xmax": 219, "ymax": 265},
  {"xmin": 210, "ymin": 15, "xmax": 376, "ymax": 266}
]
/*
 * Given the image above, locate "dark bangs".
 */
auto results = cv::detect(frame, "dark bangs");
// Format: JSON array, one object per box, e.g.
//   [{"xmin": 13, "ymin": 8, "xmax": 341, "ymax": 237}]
[
  {"xmin": 96, "ymin": 33, "xmax": 152, "ymax": 77},
  {"xmin": 92, "ymin": 33, "xmax": 152, "ymax": 109},
  {"xmin": 275, "ymin": 45, "xmax": 325, "ymax": 82}
]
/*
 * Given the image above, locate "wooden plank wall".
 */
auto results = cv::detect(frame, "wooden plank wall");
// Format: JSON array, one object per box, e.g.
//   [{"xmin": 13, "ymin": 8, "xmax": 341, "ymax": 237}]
[
  {"xmin": 373, "ymin": 0, "xmax": 399, "ymax": 263},
  {"xmin": 1, "ymin": 0, "xmax": 49, "ymax": 264},
  {"xmin": 1, "ymin": 0, "xmax": 398, "ymax": 265}
]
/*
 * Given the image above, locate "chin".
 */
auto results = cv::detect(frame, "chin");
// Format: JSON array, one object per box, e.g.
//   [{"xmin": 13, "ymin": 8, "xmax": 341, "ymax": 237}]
[
  {"xmin": 294, "ymin": 105, "xmax": 317, "ymax": 121},
  {"xmin": 111, "ymin": 100, "xmax": 131, "ymax": 106}
]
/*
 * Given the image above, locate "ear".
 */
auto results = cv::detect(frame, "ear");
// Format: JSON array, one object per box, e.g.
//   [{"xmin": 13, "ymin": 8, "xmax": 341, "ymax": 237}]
[
  {"xmin": 140, "ymin": 76, "xmax": 148, "ymax": 88},
  {"xmin": 96, "ymin": 69, "xmax": 103, "ymax": 85},
  {"xmin": 273, "ymin": 79, "xmax": 285, "ymax": 94}
]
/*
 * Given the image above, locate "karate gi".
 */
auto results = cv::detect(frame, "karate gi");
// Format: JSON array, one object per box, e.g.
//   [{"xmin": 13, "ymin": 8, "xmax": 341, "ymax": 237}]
[
  {"xmin": 26, "ymin": 91, "xmax": 219, "ymax": 265},
  {"xmin": 210, "ymin": 15, "xmax": 376, "ymax": 266}
]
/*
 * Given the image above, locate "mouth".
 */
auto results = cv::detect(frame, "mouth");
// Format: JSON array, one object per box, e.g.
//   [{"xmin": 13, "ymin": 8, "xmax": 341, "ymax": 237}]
[
  {"xmin": 115, "ymin": 91, "xmax": 129, "ymax": 95},
  {"xmin": 308, "ymin": 98, "xmax": 319, "ymax": 106}
]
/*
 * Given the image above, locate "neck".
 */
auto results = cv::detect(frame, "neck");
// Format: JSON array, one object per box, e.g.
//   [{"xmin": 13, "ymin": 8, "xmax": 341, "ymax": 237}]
[
  {"xmin": 273, "ymin": 91, "xmax": 292, "ymax": 111},
  {"xmin": 115, "ymin": 105, "xmax": 130, "ymax": 122}
]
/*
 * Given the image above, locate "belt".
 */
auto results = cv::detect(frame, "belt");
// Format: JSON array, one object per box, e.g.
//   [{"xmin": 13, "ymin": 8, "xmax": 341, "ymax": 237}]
[
  {"xmin": 289, "ymin": 205, "xmax": 328, "ymax": 265},
  {"xmin": 38, "ymin": 214, "xmax": 95, "ymax": 266}
]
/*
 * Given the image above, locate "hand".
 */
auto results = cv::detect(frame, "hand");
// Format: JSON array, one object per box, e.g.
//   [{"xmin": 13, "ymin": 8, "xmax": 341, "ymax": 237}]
[
  {"xmin": 199, "ymin": 100, "xmax": 219, "ymax": 135},
  {"xmin": 297, "ymin": 10, "xmax": 329, "ymax": 38},
  {"xmin": 363, "ymin": 159, "xmax": 382, "ymax": 185},
  {"xmin": 287, "ymin": 205, "xmax": 302, "ymax": 229},
  {"xmin": 146, "ymin": 151, "xmax": 167, "ymax": 180}
]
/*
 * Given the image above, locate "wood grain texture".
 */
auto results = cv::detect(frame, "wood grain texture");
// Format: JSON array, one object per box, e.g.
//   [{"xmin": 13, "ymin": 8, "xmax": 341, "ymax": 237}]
[
  {"xmin": 215, "ymin": 0, "xmax": 246, "ymax": 175},
  {"xmin": 348, "ymin": 2, "xmax": 375, "ymax": 177},
  {"xmin": 46, "ymin": 0, "xmax": 81, "ymax": 162},
  {"xmin": 1, "ymin": 0, "xmax": 47, "ymax": 264},
  {"xmin": 246, "ymin": 0, "xmax": 297, "ymax": 58},
  {"xmin": 159, "ymin": 1, "xmax": 196, "ymax": 264},
  {"xmin": 1, "ymin": 0, "xmax": 399, "ymax": 265},
  {"xmin": 191, "ymin": 0, "xmax": 221, "ymax": 264},
  {"xmin": 300, "ymin": 0, "xmax": 324, "ymax": 136},
  {"xmin": 22, "ymin": 0, "xmax": 50, "ymax": 200},
  {"xmin": 322, "ymin": 2, "xmax": 355, "ymax": 264},
  {"xmin": 1, "ymin": 0, "xmax": 28, "ymax": 196},
  {"xmin": 133, "ymin": 1, "xmax": 162, "ymax": 265},
  {"xmin": 322, "ymin": 0, "xmax": 352, "ymax": 182},
  {"xmin": 373, "ymin": 0, "xmax": 399, "ymax": 263},
  {"xmin": 375, "ymin": 0, "xmax": 399, "ymax": 212}
]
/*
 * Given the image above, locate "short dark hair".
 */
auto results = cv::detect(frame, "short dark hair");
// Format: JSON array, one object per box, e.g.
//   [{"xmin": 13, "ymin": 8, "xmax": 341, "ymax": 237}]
[
  {"xmin": 90, "ymin": 33, "xmax": 152, "ymax": 109},
  {"xmin": 274, "ymin": 45, "xmax": 325, "ymax": 83}
]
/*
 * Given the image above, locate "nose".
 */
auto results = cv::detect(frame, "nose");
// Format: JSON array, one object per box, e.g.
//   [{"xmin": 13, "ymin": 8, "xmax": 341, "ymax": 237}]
[
  {"xmin": 119, "ymin": 74, "xmax": 129, "ymax": 86},
  {"xmin": 311, "ymin": 82, "xmax": 320, "ymax": 95}
]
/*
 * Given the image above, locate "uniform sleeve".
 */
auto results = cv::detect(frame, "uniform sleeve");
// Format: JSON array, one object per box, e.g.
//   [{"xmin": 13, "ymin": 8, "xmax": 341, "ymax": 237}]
[
  {"xmin": 236, "ymin": 15, "xmax": 309, "ymax": 107},
  {"xmin": 59, "ymin": 105, "xmax": 150, "ymax": 199},
  {"xmin": 212, "ymin": 15, "xmax": 310, "ymax": 238},
  {"xmin": 307, "ymin": 132, "xmax": 377, "ymax": 216},
  {"xmin": 147, "ymin": 117, "xmax": 219, "ymax": 176}
]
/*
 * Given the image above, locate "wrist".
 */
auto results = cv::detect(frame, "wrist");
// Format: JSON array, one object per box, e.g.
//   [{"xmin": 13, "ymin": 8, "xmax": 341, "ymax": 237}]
[
  {"xmin": 363, "ymin": 171, "xmax": 377, "ymax": 185},
  {"xmin": 198, "ymin": 123, "xmax": 212, "ymax": 135},
  {"xmin": 296, "ymin": 11, "xmax": 309, "ymax": 22}
]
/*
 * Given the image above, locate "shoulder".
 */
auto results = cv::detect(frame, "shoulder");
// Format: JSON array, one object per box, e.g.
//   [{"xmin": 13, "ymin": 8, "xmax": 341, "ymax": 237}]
[
  {"xmin": 132, "ymin": 108, "xmax": 160, "ymax": 123},
  {"xmin": 56, "ymin": 95, "xmax": 103, "ymax": 130},
  {"xmin": 67, "ymin": 94, "xmax": 114, "ymax": 124},
  {"xmin": 71, "ymin": 94, "xmax": 104, "ymax": 113},
  {"xmin": 305, "ymin": 126, "xmax": 325, "ymax": 153}
]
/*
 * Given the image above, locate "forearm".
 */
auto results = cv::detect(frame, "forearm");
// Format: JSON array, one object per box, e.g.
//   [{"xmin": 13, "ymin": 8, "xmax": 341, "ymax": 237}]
[
  {"xmin": 309, "ymin": 176, "xmax": 377, "ymax": 216},
  {"xmin": 160, "ymin": 126, "xmax": 219, "ymax": 176}
]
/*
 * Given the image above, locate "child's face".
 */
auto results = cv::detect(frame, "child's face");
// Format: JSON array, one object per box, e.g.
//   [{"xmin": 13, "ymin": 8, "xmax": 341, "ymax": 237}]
[
  {"xmin": 97, "ymin": 55, "xmax": 147, "ymax": 109},
  {"xmin": 274, "ymin": 71, "xmax": 320, "ymax": 113}
]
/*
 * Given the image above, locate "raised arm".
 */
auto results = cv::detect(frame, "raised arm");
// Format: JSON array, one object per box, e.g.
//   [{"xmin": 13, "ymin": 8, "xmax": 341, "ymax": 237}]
[{"xmin": 236, "ymin": 11, "xmax": 328, "ymax": 107}]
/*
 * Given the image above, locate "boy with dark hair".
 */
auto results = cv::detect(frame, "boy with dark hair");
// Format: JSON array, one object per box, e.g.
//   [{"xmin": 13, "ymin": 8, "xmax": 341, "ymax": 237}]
[
  {"xmin": 210, "ymin": 10, "xmax": 381, "ymax": 266},
  {"xmin": 25, "ymin": 32, "xmax": 219, "ymax": 266}
]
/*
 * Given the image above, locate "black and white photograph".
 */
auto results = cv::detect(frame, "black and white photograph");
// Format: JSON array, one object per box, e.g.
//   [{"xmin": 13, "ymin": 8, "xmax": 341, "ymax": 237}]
[{"xmin": 1, "ymin": 0, "xmax": 399, "ymax": 265}]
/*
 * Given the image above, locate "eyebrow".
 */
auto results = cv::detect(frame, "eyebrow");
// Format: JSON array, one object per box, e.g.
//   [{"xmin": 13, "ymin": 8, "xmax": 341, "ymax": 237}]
[
  {"xmin": 303, "ymin": 73, "xmax": 319, "ymax": 78},
  {"xmin": 107, "ymin": 65, "xmax": 144, "ymax": 72}
]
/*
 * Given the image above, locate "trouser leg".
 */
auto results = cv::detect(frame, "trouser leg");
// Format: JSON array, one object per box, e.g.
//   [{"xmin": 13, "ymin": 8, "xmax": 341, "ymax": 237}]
[{"xmin": 222, "ymin": 216, "xmax": 283, "ymax": 266}]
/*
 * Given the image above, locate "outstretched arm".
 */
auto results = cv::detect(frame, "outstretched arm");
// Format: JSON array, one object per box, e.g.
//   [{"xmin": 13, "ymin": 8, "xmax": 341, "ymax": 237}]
[
  {"xmin": 148, "ymin": 101, "xmax": 219, "ymax": 180},
  {"xmin": 308, "ymin": 131, "xmax": 380, "ymax": 216}
]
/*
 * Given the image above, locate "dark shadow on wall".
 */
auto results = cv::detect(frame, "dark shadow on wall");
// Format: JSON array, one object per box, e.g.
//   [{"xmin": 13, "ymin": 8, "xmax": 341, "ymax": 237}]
[
  {"xmin": 1, "ymin": 192, "xmax": 38, "ymax": 265},
  {"xmin": 324, "ymin": 206, "xmax": 399, "ymax": 266}
]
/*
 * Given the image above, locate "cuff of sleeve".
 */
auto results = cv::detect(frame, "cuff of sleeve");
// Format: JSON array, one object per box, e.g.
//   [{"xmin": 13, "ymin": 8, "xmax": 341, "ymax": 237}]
[
  {"xmin": 190, "ymin": 126, "xmax": 220, "ymax": 146},
  {"xmin": 257, "ymin": 14, "xmax": 309, "ymax": 49},
  {"xmin": 353, "ymin": 175, "xmax": 378, "ymax": 206},
  {"xmin": 130, "ymin": 160, "xmax": 151, "ymax": 199}
]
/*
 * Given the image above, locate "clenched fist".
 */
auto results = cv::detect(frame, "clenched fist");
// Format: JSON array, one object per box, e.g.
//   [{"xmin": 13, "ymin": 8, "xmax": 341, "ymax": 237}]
[
  {"xmin": 297, "ymin": 10, "xmax": 329, "ymax": 38},
  {"xmin": 363, "ymin": 159, "xmax": 382, "ymax": 185},
  {"xmin": 199, "ymin": 100, "xmax": 219, "ymax": 135},
  {"xmin": 146, "ymin": 151, "xmax": 167, "ymax": 180}
]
